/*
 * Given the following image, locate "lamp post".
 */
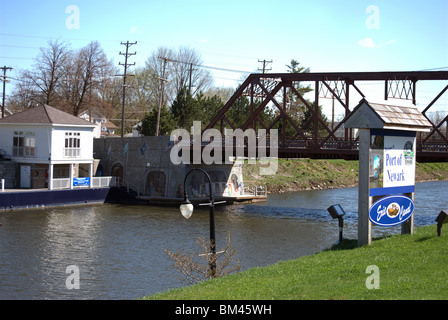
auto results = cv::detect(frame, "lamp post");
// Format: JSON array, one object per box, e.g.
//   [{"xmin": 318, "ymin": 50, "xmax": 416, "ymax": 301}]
[
  {"xmin": 180, "ymin": 168, "xmax": 223, "ymax": 278},
  {"xmin": 327, "ymin": 204, "xmax": 346, "ymax": 244}
]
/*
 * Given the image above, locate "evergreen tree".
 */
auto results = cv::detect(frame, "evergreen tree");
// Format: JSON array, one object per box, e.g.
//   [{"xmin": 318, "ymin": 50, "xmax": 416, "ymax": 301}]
[
  {"xmin": 138, "ymin": 106, "xmax": 176, "ymax": 136},
  {"xmin": 171, "ymin": 87, "xmax": 200, "ymax": 130},
  {"xmin": 300, "ymin": 102, "xmax": 329, "ymax": 137}
]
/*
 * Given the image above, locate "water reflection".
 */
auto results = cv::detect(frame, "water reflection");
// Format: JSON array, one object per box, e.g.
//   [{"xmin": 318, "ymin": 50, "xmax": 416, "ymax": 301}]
[{"xmin": 0, "ymin": 181, "xmax": 446, "ymax": 299}]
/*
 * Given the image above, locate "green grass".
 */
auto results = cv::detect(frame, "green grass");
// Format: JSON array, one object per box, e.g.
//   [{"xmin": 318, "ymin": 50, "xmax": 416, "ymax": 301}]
[
  {"xmin": 144, "ymin": 225, "xmax": 448, "ymax": 300},
  {"xmin": 243, "ymin": 159, "xmax": 447, "ymax": 193}
]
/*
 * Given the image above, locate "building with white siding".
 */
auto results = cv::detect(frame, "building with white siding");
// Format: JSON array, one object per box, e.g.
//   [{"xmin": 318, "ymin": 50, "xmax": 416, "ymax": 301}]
[{"xmin": 0, "ymin": 105, "xmax": 97, "ymax": 190}]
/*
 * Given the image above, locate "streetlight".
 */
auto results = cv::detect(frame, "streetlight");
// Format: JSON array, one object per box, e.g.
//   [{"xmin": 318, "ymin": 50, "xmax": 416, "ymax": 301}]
[
  {"xmin": 180, "ymin": 168, "xmax": 225, "ymax": 278},
  {"xmin": 327, "ymin": 204, "xmax": 346, "ymax": 244}
]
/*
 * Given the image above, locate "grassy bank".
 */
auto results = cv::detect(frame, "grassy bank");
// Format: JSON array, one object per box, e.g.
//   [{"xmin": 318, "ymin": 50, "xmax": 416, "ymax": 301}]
[
  {"xmin": 145, "ymin": 225, "xmax": 448, "ymax": 300},
  {"xmin": 243, "ymin": 159, "xmax": 448, "ymax": 193}
]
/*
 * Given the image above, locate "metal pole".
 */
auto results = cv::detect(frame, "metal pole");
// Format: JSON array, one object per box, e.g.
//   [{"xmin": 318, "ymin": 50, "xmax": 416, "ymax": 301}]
[
  {"xmin": 337, "ymin": 216, "xmax": 344, "ymax": 243},
  {"xmin": 118, "ymin": 42, "xmax": 136, "ymax": 138},
  {"xmin": 183, "ymin": 168, "xmax": 216, "ymax": 277},
  {"xmin": 1, "ymin": 66, "xmax": 12, "ymax": 118},
  {"xmin": 156, "ymin": 57, "xmax": 168, "ymax": 137}
]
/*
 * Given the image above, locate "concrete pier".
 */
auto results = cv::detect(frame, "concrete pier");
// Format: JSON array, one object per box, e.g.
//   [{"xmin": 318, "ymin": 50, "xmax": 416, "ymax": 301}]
[{"xmin": 93, "ymin": 136, "xmax": 266, "ymax": 205}]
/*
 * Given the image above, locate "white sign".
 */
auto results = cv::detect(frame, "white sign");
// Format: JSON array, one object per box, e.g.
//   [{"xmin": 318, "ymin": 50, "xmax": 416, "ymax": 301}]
[
  {"xmin": 383, "ymin": 135, "xmax": 415, "ymax": 188},
  {"xmin": 369, "ymin": 130, "xmax": 416, "ymax": 196}
]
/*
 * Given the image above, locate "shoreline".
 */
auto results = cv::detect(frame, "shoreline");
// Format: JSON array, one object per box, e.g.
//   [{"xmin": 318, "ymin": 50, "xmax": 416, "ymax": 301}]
[
  {"xmin": 265, "ymin": 177, "xmax": 447, "ymax": 194},
  {"xmin": 242, "ymin": 159, "xmax": 448, "ymax": 194}
]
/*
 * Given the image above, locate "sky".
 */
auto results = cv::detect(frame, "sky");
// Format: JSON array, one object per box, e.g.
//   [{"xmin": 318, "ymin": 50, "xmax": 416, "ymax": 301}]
[{"xmin": 1, "ymin": 0, "xmax": 447, "ymax": 115}]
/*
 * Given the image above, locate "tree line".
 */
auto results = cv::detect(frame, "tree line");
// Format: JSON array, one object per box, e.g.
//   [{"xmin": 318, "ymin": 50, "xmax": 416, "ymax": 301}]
[
  {"xmin": 8, "ymin": 39, "xmax": 329, "ymax": 136},
  {"xmin": 8, "ymin": 40, "xmax": 219, "ymax": 134}
]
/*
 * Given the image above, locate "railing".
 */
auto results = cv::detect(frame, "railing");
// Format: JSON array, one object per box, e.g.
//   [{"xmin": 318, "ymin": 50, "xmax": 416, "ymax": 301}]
[
  {"xmin": 64, "ymin": 148, "xmax": 80, "ymax": 158},
  {"xmin": 91, "ymin": 176, "xmax": 116, "ymax": 188},
  {"xmin": 13, "ymin": 146, "xmax": 37, "ymax": 158},
  {"xmin": 192, "ymin": 182, "xmax": 267, "ymax": 198},
  {"xmin": 53, "ymin": 178, "xmax": 71, "ymax": 190},
  {"xmin": 243, "ymin": 185, "xmax": 267, "ymax": 197},
  {"xmin": 51, "ymin": 176, "xmax": 116, "ymax": 190},
  {"xmin": 115, "ymin": 177, "xmax": 143, "ymax": 197}
]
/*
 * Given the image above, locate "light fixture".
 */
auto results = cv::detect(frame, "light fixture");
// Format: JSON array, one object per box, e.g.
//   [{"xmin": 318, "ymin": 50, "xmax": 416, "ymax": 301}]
[
  {"xmin": 327, "ymin": 204, "xmax": 346, "ymax": 244},
  {"xmin": 180, "ymin": 199, "xmax": 194, "ymax": 219},
  {"xmin": 435, "ymin": 210, "xmax": 448, "ymax": 237}
]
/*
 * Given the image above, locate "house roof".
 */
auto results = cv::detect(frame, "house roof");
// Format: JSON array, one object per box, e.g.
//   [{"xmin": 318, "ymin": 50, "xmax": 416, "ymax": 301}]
[
  {"xmin": 78, "ymin": 109, "xmax": 118, "ymax": 129},
  {"xmin": 344, "ymin": 99, "xmax": 432, "ymax": 132},
  {"xmin": 0, "ymin": 104, "xmax": 95, "ymax": 127}
]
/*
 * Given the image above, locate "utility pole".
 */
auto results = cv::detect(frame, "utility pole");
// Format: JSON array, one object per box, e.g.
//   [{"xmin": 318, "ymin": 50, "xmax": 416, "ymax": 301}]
[
  {"xmin": 1, "ymin": 66, "xmax": 13, "ymax": 118},
  {"xmin": 155, "ymin": 56, "xmax": 173, "ymax": 136},
  {"xmin": 118, "ymin": 41, "xmax": 137, "ymax": 138},
  {"xmin": 188, "ymin": 63, "xmax": 198, "ymax": 94},
  {"xmin": 258, "ymin": 59, "xmax": 272, "ymax": 74}
]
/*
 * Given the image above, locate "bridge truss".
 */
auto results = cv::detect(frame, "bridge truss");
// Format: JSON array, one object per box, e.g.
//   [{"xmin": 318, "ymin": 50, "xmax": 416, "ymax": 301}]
[{"xmin": 205, "ymin": 71, "xmax": 448, "ymax": 161}]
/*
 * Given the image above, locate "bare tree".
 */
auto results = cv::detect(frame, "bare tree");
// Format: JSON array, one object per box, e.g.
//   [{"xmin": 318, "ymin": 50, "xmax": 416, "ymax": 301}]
[
  {"xmin": 173, "ymin": 46, "xmax": 213, "ymax": 96},
  {"xmin": 143, "ymin": 47, "xmax": 176, "ymax": 107},
  {"xmin": 142, "ymin": 47, "xmax": 214, "ymax": 108},
  {"xmin": 91, "ymin": 54, "xmax": 121, "ymax": 119},
  {"xmin": 165, "ymin": 234, "xmax": 241, "ymax": 285},
  {"xmin": 60, "ymin": 41, "xmax": 113, "ymax": 116},
  {"xmin": 21, "ymin": 39, "xmax": 70, "ymax": 107},
  {"xmin": 8, "ymin": 70, "xmax": 39, "ymax": 111}
]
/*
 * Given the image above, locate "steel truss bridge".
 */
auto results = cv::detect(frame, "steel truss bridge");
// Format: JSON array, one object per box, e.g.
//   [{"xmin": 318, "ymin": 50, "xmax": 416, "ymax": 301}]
[{"xmin": 204, "ymin": 71, "xmax": 448, "ymax": 162}]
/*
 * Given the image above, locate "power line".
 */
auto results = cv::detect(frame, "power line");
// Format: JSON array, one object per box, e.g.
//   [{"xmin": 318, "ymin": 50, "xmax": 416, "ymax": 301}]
[{"xmin": 117, "ymin": 41, "xmax": 137, "ymax": 137}]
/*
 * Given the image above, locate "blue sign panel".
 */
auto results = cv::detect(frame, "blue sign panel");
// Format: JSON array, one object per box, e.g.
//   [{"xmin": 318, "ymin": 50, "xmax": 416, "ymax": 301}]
[
  {"xmin": 369, "ymin": 195, "xmax": 414, "ymax": 227},
  {"xmin": 73, "ymin": 177, "xmax": 90, "ymax": 187}
]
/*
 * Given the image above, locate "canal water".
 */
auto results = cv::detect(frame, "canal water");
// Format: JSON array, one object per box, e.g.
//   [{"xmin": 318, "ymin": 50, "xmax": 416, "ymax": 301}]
[{"xmin": 0, "ymin": 181, "xmax": 446, "ymax": 300}]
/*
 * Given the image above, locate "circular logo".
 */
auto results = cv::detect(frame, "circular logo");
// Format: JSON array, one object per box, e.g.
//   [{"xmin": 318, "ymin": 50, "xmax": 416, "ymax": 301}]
[{"xmin": 386, "ymin": 202, "xmax": 400, "ymax": 217}]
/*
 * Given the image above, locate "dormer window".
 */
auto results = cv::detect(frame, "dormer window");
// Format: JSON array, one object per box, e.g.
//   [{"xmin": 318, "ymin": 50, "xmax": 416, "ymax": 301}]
[{"xmin": 65, "ymin": 132, "xmax": 81, "ymax": 157}]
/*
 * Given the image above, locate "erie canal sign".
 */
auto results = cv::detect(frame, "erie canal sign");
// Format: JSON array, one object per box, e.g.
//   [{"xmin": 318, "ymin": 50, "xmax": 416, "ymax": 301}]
[{"xmin": 345, "ymin": 99, "xmax": 431, "ymax": 246}]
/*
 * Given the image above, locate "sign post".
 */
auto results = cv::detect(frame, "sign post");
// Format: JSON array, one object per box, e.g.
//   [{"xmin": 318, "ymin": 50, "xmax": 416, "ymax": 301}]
[
  {"xmin": 345, "ymin": 99, "xmax": 431, "ymax": 246},
  {"xmin": 358, "ymin": 128, "xmax": 372, "ymax": 245}
]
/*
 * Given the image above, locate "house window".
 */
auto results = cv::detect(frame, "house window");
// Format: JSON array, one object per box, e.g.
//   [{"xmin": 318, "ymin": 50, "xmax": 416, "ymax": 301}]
[
  {"xmin": 13, "ymin": 131, "xmax": 36, "ymax": 157},
  {"xmin": 64, "ymin": 132, "xmax": 81, "ymax": 157}
]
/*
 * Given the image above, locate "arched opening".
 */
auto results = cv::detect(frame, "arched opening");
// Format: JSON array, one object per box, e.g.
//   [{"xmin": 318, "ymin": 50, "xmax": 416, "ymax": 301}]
[
  {"xmin": 111, "ymin": 163, "xmax": 123, "ymax": 182},
  {"xmin": 145, "ymin": 170, "xmax": 167, "ymax": 197}
]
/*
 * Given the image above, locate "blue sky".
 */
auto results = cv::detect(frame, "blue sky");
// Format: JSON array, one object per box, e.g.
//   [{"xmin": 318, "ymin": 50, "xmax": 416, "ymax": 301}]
[{"xmin": 1, "ymin": 0, "xmax": 447, "ymax": 113}]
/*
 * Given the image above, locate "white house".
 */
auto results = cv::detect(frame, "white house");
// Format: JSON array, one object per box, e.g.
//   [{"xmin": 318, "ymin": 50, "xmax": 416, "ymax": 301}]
[
  {"xmin": 0, "ymin": 104, "xmax": 97, "ymax": 190},
  {"xmin": 78, "ymin": 109, "xmax": 117, "ymax": 138}
]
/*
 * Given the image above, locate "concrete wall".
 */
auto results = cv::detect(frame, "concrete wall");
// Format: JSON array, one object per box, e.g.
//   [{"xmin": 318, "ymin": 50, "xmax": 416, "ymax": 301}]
[{"xmin": 93, "ymin": 136, "xmax": 244, "ymax": 199}]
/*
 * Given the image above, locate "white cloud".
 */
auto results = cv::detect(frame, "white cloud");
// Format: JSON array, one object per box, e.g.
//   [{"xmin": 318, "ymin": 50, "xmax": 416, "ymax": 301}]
[
  {"xmin": 379, "ymin": 39, "xmax": 396, "ymax": 47},
  {"xmin": 358, "ymin": 37, "xmax": 376, "ymax": 48},
  {"xmin": 358, "ymin": 37, "xmax": 396, "ymax": 49},
  {"xmin": 129, "ymin": 26, "xmax": 142, "ymax": 35}
]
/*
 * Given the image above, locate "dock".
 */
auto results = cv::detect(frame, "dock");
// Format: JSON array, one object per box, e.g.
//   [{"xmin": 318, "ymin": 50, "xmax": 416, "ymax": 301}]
[{"xmin": 0, "ymin": 187, "xmax": 111, "ymax": 211}]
